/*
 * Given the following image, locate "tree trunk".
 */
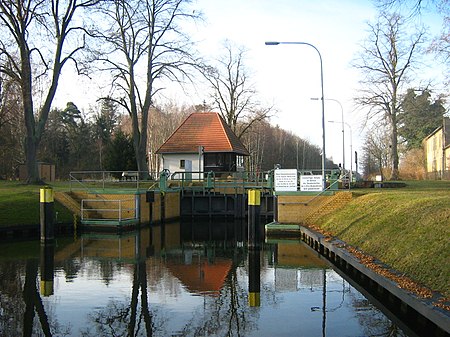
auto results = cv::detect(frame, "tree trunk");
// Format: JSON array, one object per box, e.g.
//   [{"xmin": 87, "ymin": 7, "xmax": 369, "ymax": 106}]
[
  {"xmin": 390, "ymin": 115, "xmax": 399, "ymax": 180},
  {"xmin": 22, "ymin": 57, "xmax": 41, "ymax": 184},
  {"xmin": 390, "ymin": 108, "xmax": 399, "ymax": 180},
  {"xmin": 137, "ymin": 138, "xmax": 148, "ymax": 176},
  {"xmin": 25, "ymin": 137, "xmax": 41, "ymax": 184}
]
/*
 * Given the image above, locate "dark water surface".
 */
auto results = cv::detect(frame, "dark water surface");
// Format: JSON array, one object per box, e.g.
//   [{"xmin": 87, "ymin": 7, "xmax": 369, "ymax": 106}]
[{"xmin": 0, "ymin": 221, "xmax": 408, "ymax": 336}]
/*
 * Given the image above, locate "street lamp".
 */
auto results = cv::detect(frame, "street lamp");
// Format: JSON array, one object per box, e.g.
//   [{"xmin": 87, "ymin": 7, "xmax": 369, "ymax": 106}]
[
  {"xmin": 265, "ymin": 41, "xmax": 326, "ymax": 191},
  {"xmin": 329, "ymin": 120, "xmax": 353, "ymax": 187},
  {"xmin": 312, "ymin": 98, "xmax": 344, "ymax": 172}
]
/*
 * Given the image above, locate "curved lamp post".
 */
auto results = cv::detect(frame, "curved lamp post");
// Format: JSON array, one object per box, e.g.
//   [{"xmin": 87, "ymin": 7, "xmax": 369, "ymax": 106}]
[
  {"xmin": 329, "ymin": 120, "xmax": 353, "ymax": 187},
  {"xmin": 313, "ymin": 98, "xmax": 344, "ymax": 172},
  {"xmin": 265, "ymin": 41, "xmax": 326, "ymax": 190}
]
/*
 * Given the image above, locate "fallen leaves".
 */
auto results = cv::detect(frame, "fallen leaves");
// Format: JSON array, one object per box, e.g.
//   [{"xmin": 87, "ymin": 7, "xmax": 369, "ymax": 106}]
[
  {"xmin": 303, "ymin": 225, "xmax": 449, "ymax": 311},
  {"xmin": 433, "ymin": 297, "xmax": 450, "ymax": 311},
  {"xmin": 345, "ymin": 246, "xmax": 434, "ymax": 299}
]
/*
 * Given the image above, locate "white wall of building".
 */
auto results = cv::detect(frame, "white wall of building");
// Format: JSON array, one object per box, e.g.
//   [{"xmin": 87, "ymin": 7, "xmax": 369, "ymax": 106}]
[{"xmin": 160, "ymin": 153, "xmax": 203, "ymax": 179}]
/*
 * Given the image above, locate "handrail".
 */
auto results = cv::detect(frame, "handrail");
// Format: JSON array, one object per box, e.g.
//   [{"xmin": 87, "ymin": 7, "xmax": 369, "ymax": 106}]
[
  {"xmin": 70, "ymin": 170, "xmax": 158, "ymax": 193},
  {"xmin": 279, "ymin": 171, "xmax": 350, "ymax": 206},
  {"xmin": 69, "ymin": 168, "xmax": 351, "ymax": 196},
  {"xmin": 81, "ymin": 198, "xmax": 136, "ymax": 222},
  {"xmin": 169, "ymin": 170, "xmax": 274, "ymax": 195}
]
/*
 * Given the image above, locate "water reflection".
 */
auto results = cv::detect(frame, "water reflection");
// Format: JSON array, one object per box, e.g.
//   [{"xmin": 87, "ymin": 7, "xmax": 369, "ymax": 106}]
[{"xmin": 0, "ymin": 220, "xmax": 408, "ymax": 337}]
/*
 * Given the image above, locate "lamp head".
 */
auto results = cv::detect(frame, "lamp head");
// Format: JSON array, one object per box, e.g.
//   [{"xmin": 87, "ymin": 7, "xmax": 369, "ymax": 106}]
[{"xmin": 265, "ymin": 41, "xmax": 280, "ymax": 45}]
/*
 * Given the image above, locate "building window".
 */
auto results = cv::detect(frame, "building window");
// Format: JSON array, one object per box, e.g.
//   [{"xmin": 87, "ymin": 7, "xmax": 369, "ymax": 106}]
[
  {"xmin": 237, "ymin": 155, "xmax": 244, "ymax": 168},
  {"xmin": 180, "ymin": 160, "xmax": 185, "ymax": 169}
]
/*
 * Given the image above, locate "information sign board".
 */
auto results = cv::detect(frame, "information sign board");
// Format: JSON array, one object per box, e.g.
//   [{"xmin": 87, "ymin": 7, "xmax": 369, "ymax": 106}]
[
  {"xmin": 300, "ymin": 175, "xmax": 323, "ymax": 192},
  {"xmin": 274, "ymin": 169, "xmax": 298, "ymax": 192}
]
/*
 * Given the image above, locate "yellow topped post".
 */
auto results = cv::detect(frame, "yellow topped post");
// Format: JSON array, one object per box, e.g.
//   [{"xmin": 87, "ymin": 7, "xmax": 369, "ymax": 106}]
[
  {"xmin": 248, "ymin": 189, "xmax": 261, "ymax": 206},
  {"xmin": 248, "ymin": 249, "xmax": 261, "ymax": 307},
  {"xmin": 248, "ymin": 189, "xmax": 261, "ymax": 250},
  {"xmin": 40, "ymin": 186, "xmax": 54, "ymax": 243},
  {"xmin": 40, "ymin": 186, "xmax": 54, "ymax": 203}
]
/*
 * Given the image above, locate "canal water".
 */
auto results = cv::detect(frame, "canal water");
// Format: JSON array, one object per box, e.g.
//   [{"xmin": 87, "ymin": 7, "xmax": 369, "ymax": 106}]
[{"xmin": 0, "ymin": 220, "xmax": 409, "ymax": 337}]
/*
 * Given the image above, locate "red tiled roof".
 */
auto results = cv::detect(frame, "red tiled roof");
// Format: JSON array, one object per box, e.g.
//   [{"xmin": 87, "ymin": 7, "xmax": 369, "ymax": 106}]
[{"xmin": 156, "ymin": 112, "xmax": 249, "ymax": 156}]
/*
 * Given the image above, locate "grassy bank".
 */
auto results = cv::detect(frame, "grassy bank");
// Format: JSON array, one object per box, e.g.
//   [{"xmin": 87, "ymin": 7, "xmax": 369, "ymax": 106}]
[
  {"xmin": 315, "ymin": 180, "xmax": 450, "ymax": 297},
  {"xmin": 0, "ymin": 181, "xmax": 73, "ymax": 227}
]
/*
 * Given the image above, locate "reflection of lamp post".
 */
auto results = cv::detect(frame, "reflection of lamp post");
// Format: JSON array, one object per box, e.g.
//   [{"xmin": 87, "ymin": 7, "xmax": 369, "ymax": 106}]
[
  {"xmin": 313, "ymin": 98, "xmax": 344, "ymax": 173},
  {"xmin": 265, "ymin": 41, "xmax": 326, "ymax": 190},
  {"xmin": 329, "ymin": 120, "xmax": 353, "ymax": 186}
]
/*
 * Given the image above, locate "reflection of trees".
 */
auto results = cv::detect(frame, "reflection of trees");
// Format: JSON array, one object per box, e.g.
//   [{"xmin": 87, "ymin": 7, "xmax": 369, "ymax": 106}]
[
  {"xmin": 59, "ymin": 258, "xmax": 82, "ymax": 282},
  {"xmin": 23, "ymin": 259, "xmax": 52, "ymax": 336},
  {"xmin": 82, "ymin": 230, "xmax": 160, "ymax": 337},
  {"xmin": 98, "ymin": 260, "xmax": 115, "ymax": 286},
  {"xmin": 23, "ymin": 259, "xmax": 72, "ymax": 336},
  {"xmin": 81, "ymin": 259, "xmax": 170, "ymax": 337},
  {"xmin": 0, "ymin": 258, "xmax": 70, "ymax": 336},
  {"xmin": 351, "ymin": 296, "xmax": 407, "ymax": 337},
  {"xmin": 0, "ymin": 260, "xmax": 26, "ymax": 335}
]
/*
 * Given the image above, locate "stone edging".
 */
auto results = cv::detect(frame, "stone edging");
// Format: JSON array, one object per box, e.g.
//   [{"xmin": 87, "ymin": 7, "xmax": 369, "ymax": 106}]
[{"xmin": 299, "ymin": 225, "xmax": 450, "ymax": 335}]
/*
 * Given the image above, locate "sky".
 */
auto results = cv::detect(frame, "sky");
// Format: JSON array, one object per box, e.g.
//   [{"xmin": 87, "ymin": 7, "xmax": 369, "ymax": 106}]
[{"xmin": 55, "ymin": 0, "xmax": 447, "ymax": 171}]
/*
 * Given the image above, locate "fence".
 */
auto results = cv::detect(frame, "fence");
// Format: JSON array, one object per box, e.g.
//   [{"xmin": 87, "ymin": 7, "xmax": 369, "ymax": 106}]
[{"xmin": 81, "ymin": 199, "xmax": 136, "ymax": 222}]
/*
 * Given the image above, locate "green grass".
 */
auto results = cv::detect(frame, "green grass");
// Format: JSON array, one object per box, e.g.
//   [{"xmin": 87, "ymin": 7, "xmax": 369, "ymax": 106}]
[
  {"xmin": 0, "ymin": 181, "xmax": 73, "ymax": 227},
  {"xmin": 316, "ymin": 180, "xmax": 450, "ymax": 297}
]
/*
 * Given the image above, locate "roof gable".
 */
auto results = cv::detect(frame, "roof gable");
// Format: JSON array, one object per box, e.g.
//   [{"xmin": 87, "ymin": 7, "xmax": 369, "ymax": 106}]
[{"xmin": 156, "ymin": 112, "xmax": 249, "ymax": 155}]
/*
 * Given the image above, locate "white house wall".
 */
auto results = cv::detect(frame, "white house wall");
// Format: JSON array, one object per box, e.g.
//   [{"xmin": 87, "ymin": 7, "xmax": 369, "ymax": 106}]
[{"xmin": 160, "ymin": 153, "xmax": 203, "ymax": 179}]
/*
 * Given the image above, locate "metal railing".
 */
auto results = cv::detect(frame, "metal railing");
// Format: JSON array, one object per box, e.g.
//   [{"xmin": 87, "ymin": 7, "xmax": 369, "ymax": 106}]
[
  {"xmin": 69, "ymin": 168, "xmax": 353, "ymax": 195},
  {"xmin": 278, "ymin": 169, "xmax": 352, "ymax": 206},
  {"xmin": 81, "ymin": 199, "xmax": 136, "ymax": 222},
  {"xmin": 70, "ymin": 171, "xmax": 159, "ymax": 192},
  {"xmin": 168, "ymin": 170, "xmax": 273, "ymax": 195}
]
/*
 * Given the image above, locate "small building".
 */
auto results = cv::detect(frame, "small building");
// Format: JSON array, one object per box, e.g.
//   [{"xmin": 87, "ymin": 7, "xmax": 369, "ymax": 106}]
[
  {"xmin": 156, "ymin": 112, "xmax": 249, "ymax": 177},
  {"xmin": 423, "ymin": 117, "xmax": 450, "ymax": 180},
  {"xmin": 18, "ymin": 162, "xmax": 56, "ymax": 182}
]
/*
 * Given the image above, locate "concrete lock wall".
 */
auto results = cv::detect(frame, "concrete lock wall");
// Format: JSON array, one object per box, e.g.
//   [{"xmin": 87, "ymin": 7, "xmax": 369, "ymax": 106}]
[
  {"xmin": 82, "ymin": 194, "xmax": 137, "ymax": 220},
  {"xmin": 74, "ymin": 191, "xmax": 180, "ymax": 224},
  {"xmin": 139, "ymin": 191, "xmax": 180, "ymax": 224},
  {"xmin": 277, "ymin": 192, "xmax": 352, "ymax": 225}
]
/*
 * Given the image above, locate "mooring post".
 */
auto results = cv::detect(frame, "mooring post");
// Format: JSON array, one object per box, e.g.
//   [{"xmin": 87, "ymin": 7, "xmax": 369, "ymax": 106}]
[
  {"xmin": 206, "ymin": 171, "xmax": 213, "ymax": 189},
  {"xmin": 159, "ymin": 170, "xmax": 168, "ymax": 193},
  {"xmin": 40, "ymin": 243, "xmax": 54, "ymax": 296},
  {"xmin": 40, "ymin": 186, "xmax": 54, "ymax": 243},
  {"xmin": 146, "ymin": 190, "xmax": 155, "ymax": 225},
  {"xmin": 135, "ymin": 193, "xmax": 141, "ymax": 225},
  {"xmin": 248, "ymin": 189, "xmax": 261, "ymax": 250},
  {"xmin": 248, "ymin": 248, "xmax": 261, "ymax": 307}
]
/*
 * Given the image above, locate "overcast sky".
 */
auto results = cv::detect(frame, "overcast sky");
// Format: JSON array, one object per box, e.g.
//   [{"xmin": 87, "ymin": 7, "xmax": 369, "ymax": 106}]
[{"xmin": 55, "ymin": 0, "xmax": 446, "ymax": 169}]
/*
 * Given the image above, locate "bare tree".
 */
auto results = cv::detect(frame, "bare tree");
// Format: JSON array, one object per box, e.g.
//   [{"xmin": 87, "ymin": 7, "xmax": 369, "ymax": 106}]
[
  {"xmin": 146, "ymin": 102, "xmax": 191, "ymax": 174},
  {"xmin": 353, "ymin": 11, "xmax": 426, "ymax": 180},
  {"xmin": 429, "ymin": 1, "xmax": 450, "ymax": 84},
  {"xmin": 362, "ymin": 125, "xmax": 392, "ymax": 179},
  {"xmin": 377, "ymin": 0, "xmax": 449, "ymax": 83},
  {"xmin": 0, "ymin": 0, "xmax": 99, "ymax": 183},
  {"xmin": 0, "ymin": 74, "xmax": 24, "ymax": 178},
  {"xmin": 203, "ymin": 42, "xmax": 273, "ymax": 138},
  {"xmin": 89, "ymin": 0, "xmax": 202, "ymax": 176}
]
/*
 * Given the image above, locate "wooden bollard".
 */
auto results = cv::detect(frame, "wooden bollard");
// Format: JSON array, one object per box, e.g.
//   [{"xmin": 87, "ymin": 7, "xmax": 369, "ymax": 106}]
[
  {"xmin": 40, "ymin": 187, "xmax": 54, "ymax": 243},
  {"xmin": 248, "ymin": 189, "xmax": 261, "ymax": 250}
]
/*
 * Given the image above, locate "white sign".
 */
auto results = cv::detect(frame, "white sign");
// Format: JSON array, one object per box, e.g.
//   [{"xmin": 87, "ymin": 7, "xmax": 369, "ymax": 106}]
[
  {"xmin": 274, "ymin": 169, "xmax": 298, "ymax": 192},
  {"xmin": 300, "ymin": 175, "xmax": 323, "ymax": 191}
]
